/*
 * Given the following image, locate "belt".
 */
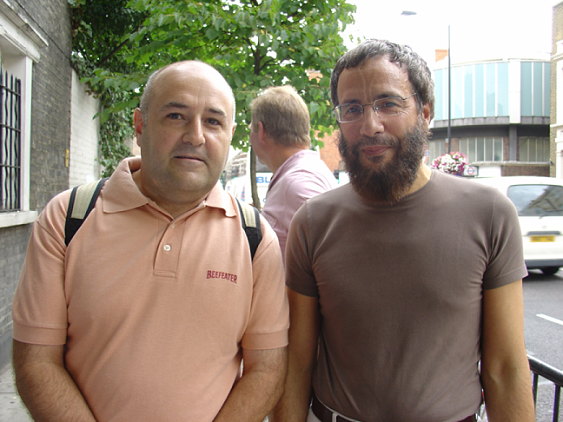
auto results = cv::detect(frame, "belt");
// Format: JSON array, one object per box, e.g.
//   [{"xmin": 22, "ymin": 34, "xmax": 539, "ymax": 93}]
[
  {"xmin": 311, "ymin": 394, "xmax": 477, "ymax": 422},
  {"xmin": 311, "ymin": 395, "xmax": 359, "ymax": 422}
]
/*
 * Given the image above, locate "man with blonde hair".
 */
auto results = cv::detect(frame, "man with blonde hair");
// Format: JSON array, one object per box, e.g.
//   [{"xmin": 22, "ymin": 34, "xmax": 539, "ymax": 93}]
[{"xmin": 250, "ymin": 85, "xmax": 337, "ymax": 256}]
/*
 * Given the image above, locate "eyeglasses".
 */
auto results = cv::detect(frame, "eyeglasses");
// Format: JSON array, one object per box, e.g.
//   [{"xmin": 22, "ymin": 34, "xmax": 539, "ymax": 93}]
[{"xmin": 333, "ymin": 93, "xmax": 417, "ymax": 123}]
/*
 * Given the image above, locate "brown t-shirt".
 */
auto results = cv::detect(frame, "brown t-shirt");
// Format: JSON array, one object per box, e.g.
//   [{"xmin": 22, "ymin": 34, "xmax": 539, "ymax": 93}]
[{"xmin": 286, "ymin": 170, "xmax": 526, "ymax": 422}]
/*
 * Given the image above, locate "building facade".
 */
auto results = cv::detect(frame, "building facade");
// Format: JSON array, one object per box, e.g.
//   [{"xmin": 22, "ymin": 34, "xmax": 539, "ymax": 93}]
[
  {"xmin": 430, "ymin": 58, "xmax": 551, "ymax": 177},
  {"xmin": 552, "ymin": 2, "xmax": 563, "ymax": 178},
  {"xmin": 0, "ymin": 0, "xmax": 100, "ymax": 370}
]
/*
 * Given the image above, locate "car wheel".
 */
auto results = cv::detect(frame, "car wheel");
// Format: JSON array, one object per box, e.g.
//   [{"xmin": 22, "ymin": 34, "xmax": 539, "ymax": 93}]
[{"xmin": 540, "ymin": 267, "xmax": 559, "ymax": 276}]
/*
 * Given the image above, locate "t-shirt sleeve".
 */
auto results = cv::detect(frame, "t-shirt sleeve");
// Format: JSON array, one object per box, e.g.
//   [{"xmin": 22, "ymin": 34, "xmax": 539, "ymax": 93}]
[
  {"xmin": 285, "ymin": 202, "xmax": 319, "ymax": 297},
  {"xmin": 241, "ymin": 219, "xmax": 289, "ymax": 350},
  {"xmin": 482, "ymin": 190, "xmax": 528, "ymax": 289},
  {"xmin": 12, "ymin": 191, "xmax": 71, "ymax": 345}
]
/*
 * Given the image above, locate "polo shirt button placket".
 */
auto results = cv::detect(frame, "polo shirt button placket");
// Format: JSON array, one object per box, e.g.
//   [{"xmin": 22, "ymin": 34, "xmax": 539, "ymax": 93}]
[{"xmin": 154, "ymin": 222, "xmax": 183, "ymax": 278}]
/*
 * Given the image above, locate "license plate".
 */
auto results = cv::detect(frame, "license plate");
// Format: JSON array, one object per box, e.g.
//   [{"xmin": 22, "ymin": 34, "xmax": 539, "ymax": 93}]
[{"xmin": 530, "ymin": 235, "xmax": 555, "ymax": 242}]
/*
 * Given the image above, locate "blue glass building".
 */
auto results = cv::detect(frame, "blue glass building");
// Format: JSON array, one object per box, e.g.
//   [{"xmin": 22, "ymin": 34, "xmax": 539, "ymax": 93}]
[{"xmin": 430, "ymin": 59, "xmax": 550, "ymax": 176}]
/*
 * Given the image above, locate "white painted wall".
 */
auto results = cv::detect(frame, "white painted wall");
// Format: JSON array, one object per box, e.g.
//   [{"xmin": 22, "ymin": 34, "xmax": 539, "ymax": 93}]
[{"xmin": 69, "ymin": 70, "xmax": 100, "ymax": 187}]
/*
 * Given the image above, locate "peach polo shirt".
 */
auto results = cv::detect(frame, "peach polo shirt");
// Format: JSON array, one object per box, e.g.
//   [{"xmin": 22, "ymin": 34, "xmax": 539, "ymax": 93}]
[{"xmin": 13, "ymin": 157, "xmax": 289, "ymax": 422}]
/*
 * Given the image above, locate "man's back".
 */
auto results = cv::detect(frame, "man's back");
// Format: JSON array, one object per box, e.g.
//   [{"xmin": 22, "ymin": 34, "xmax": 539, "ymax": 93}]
[{"xmin": 261, "ymin": 149, "xmax": 337, "ymax": 255}]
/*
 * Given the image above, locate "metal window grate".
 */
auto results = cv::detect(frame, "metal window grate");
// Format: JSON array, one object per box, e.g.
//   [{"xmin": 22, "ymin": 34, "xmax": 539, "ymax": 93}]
[{"xmin": 0, "ymin": 67, "xmax": 22, "ymax": 212}]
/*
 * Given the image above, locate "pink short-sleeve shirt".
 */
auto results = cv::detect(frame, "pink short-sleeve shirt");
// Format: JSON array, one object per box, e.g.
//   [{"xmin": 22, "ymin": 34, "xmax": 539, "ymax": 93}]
[{"xmin": 13, "ymin": 157, "xmax": 289, "ymax": 421}]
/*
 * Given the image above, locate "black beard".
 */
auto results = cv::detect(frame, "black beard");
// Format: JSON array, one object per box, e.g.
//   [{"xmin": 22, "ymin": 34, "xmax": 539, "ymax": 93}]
[{"xmin": 339, "ymin": 119, "xmax": 428, "ymax": 204}]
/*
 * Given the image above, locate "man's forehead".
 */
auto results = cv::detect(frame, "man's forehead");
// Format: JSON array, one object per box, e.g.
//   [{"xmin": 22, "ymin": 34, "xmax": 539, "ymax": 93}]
[
  {"xmin": 152, "ymin": 70, "xmax": 234, "ymax": 117},
  {"xmin": 157, "ymin": 62, "xmax": 232, "ymax": 92},
  {"xmin": 159, "ymin": 100, "xmax": 227, "ymax": 116},
  {"xmin": 338, "ymin": 57, "xmax": 411, "ymax": 98},
  {"xmin": 341, "ymin": 56, "xmax": 407, "ymax": 80}
]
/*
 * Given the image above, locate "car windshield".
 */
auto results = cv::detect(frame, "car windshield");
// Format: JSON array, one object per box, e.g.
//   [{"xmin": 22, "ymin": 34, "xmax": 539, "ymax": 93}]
[{"xmin": 507, "ymin": 184, "xmax": 563, "ymax": 216}]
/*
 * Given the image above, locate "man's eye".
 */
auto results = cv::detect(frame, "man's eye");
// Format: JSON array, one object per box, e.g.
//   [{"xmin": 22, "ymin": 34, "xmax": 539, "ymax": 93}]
[
  {"xmin": 345, "ymin": 104, "xmax": 363, "ymax": 115},
  {"xmin": 376, "ymin": 99, "xmax": 402, "ymax": 113},
  {"xmin": 207, "ymin": 118, "xmax": 222, "ymax": 126},
  {"xmin": 167, "ymin": 113, "xmax": 183, "ymax": 120}
]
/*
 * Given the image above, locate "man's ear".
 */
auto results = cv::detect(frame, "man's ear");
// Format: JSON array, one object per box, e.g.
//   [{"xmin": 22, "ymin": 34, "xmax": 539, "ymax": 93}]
[
  {"xmin": 134, "ymin": 108, "xmax": 144, "ymax": 133},
  {"xmin": 421, "ymin": 103, "xmax": 432, "ymax": 125},
  {"xmin": 257, "ymin": 121, "xmax": 268, "ymax": 144},
  {"xmin": 133, "ymin": 108, "xmax": 144, "ymax": 147}
]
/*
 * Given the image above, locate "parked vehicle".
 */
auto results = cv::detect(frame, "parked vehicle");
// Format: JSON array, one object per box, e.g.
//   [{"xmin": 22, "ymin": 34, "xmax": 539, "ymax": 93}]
[{"xmin": 473, "ymin": 176, "xmax": 563, "ymax": 275}]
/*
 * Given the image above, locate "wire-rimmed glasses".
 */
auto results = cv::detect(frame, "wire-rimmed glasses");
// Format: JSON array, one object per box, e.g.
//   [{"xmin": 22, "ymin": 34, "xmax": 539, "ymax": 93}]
[{"xmin": 333, "ymin": 93, "xmax": 417, "ymax": 123}]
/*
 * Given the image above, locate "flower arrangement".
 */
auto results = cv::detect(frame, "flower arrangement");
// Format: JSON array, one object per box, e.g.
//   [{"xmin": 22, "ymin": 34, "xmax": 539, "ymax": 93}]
[{"xmin": 430, "ymin": 152, "xmax": 468, "ymax": 176}]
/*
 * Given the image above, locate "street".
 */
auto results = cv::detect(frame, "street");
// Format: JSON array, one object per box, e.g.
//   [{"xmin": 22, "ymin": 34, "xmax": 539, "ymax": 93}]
[
  {"xmin": 524, "ymin": 269, "xmax": 563, "ymax": 368},
  {"xmin": 522, "ymin": 268, "xmax": 563, "ymax": 422}
]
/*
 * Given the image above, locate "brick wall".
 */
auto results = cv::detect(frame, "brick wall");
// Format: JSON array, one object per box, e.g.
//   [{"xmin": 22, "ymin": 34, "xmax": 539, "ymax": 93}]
[
  {"xmin": 0, "ymin": 0, "xmax": 72, "ymax": 369},
  {"xmin": 319, "ymin": 131, "xmax": 343, "ymax": 172},
  {"xmin": 27, "ymin": 0, "xmax": 73, "ymax": 209},
  {"xmin": 502, "ymin": 164, "xmax": 550, "ymax": 177},
  {"xmin": 0, "ymin": 225, "xmax": 31, "ymax": 366}
]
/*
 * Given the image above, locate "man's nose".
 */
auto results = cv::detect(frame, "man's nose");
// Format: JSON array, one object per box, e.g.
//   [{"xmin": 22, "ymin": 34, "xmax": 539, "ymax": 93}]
[
  {"xmin": 359, "ymin": 106, "xmax": 385, "ymax": 137},
  {"xmin": 182, "ymin": 119, "xmax": 205, "ymax": 146}
]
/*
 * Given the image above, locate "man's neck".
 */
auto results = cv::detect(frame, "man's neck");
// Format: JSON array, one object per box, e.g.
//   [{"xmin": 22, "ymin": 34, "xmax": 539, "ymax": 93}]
[
  {"xmin": 132, "ymin": 169, "xmax": 206, "ymax": 218},
  {"xmin": 269, "ymin": 145, "xmax": 309, "ymax": 173},
  {"xmin": 405, "ymin": 163, "xmax": 432, "ymax": 197}
]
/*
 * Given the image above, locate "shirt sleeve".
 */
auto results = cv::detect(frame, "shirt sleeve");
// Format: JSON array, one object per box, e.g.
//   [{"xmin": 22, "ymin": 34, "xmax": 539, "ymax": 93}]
[
  {"xmin": 12, "ymin": 191, "xmax": 71, "ymax": 345},
  {"xmin": 285, "ymin": 202, "xmax": 319, "ymax": 297},
  {"xmin": 482, "ymin": 190, "xmax": 528, "ymax": 289}
]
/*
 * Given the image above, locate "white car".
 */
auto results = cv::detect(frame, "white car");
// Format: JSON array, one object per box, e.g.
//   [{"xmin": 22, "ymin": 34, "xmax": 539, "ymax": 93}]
[{"xmin": 473, "ymin": 176, "xmax": 563, "ymax": 276}]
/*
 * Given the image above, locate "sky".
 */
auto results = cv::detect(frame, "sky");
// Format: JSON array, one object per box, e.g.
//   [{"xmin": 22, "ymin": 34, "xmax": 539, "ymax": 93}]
[{"xmin": 344, "ymin": 0, "xmax": 560, "ymax": 67}]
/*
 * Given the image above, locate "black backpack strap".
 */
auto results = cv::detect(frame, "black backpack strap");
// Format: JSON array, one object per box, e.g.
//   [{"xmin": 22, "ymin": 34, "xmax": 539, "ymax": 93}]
[
  {"xmin": 236, "ymin": 198, "xmax": 262, "ymax": 260},
  {"xmin": 65, "ymin": 178, "xmax": 108, "ymax": 246}
]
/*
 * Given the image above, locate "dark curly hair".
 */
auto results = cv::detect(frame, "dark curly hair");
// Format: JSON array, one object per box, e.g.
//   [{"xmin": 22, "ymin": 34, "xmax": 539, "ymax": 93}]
[{"xmin": 330, "ymin": 39, "xmax": 434, "ymax": 120}]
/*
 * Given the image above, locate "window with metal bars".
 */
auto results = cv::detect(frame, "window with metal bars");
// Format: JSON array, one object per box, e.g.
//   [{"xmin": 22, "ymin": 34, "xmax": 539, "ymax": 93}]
[{"xmin": 0, "ymin": 67, "xmax": 22, "ymax": 212}]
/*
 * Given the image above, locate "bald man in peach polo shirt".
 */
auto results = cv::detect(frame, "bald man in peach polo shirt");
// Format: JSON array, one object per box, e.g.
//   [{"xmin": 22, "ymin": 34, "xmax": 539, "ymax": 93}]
[{"xmin": 12, "ymin": 61, "xmax": 289, "ymax": 422}]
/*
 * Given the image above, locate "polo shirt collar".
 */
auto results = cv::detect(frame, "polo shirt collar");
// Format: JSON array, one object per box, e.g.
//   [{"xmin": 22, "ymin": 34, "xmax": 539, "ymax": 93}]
[
  {"xmin": 102, "ymin": 157, "xmax": 147, "ymax": 213},
  {"xmin": 206, "ymin": 181, "xmax": 237, "ymax": 218},
  {"xmin": 102, "ymin": 157, "xmax": 236, "ymax": 217}
]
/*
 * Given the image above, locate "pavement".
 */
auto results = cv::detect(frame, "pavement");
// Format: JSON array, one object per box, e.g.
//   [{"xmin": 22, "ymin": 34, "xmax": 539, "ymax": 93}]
[{"xmin": 0, "ymin": 364, "xmax": 31, "ymax": 421}]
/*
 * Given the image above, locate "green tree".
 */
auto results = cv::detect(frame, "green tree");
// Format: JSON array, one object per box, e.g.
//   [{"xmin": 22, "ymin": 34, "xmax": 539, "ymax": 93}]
[
  {"xmin": 70, "ymin": 0, "xmax": 355, "ymax": 205},
  {"xmin": 70, "ymin": 0, "xmax": 148, "ymax": 175}
]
